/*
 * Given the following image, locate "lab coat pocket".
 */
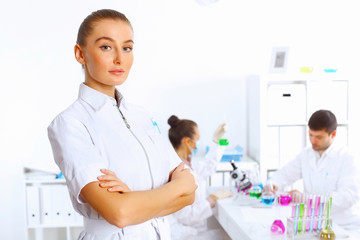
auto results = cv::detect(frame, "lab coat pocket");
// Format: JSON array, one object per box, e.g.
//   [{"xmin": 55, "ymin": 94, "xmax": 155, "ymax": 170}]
[
  {"xmin": 146, "ymin": 129, "xmax": 161, "ymax": 144},
  {"xmin": 323, "ymin": 172, "xmax": 338, "ymax": 192}
]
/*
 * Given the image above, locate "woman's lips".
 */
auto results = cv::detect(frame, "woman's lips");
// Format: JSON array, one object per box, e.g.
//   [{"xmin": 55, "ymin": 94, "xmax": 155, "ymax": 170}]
[{"xmin": 109, "ymin": 69, "xmax": 125, "ymax": 75}]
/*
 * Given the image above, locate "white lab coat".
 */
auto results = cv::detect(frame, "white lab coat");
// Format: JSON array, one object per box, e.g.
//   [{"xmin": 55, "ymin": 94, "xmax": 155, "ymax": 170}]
[
  {"xmin": 48, "ymin": 83, "xmax": 181, "ymax": 240},
  {"xmin": 271, "ymin": 141, "xmax": 360, "ymax": 229},
  {"xmin": 170, "ymin": 142, "xmax": 227, "ymax": 239}
]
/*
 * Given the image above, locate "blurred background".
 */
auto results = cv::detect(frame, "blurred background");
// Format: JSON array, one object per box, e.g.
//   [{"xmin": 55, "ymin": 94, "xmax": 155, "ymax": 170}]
[{"xmin": 1, "ymin": 0, "xmax": 359, "ymax": 239}]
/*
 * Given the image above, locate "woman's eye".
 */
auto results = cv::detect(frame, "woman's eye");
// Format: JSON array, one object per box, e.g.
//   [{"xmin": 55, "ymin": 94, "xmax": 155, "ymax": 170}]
[
  {"xmin": 123, "ymin": 47, "xmax": 133, "ymax": 52},
  {"xmin": 100, "ymin": 45, "xmax": 111, "ymax": 51}
]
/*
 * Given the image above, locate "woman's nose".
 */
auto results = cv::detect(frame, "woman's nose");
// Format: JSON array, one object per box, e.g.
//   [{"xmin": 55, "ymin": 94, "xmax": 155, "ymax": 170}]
[{"xmin": 113, "ymin": 51, "xmax": 123, "ymax": 64}]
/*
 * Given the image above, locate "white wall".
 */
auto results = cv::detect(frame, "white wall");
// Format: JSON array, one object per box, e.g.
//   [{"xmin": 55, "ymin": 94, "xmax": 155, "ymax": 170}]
[{"xmin": 1, "ymin": 0, "xmax": 360, "ymax": 239}]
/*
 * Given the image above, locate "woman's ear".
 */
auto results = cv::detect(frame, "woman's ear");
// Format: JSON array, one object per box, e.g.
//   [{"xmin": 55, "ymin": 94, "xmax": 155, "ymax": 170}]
[
  {"xmin": 74, "ymin": 44, "xmax": 85, "ymax": 65},
  {"xmin": 181, "ymin": 136, "xmax": 191, "ymax": 146}
]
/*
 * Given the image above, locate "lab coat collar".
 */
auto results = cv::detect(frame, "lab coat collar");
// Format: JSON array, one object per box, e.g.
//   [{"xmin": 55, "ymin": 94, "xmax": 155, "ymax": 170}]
[
  {"xmin": 309, "ymin": 142, "xmax": 336, "ymax": 171},
  {"xmin": 78, "ymin": 83, "xmax": 128, "ymax": 111}
]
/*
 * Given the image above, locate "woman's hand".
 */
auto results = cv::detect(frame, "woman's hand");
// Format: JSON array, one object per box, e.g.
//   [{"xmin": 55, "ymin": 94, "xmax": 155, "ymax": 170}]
[
  {"xmin": 97, "ymin": 169, "xmax": 131, "ymax": 193},
  {"xmin": 207, "ymin": 196, "xmax": 216, "ymax": 208},
  {"xmin": 170, "ymin": 162, "xmax": 197, "ymax": 195}
]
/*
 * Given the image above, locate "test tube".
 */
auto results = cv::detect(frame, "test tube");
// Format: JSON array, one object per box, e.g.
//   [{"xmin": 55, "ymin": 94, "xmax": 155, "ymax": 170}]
[
  {"xmin": 301, "ymin": 194, "xmax": 308, "ymax": 234},
  {"xmin": 294, "ymin": 193, "xmax": 300, "ymax": 235},
  {"xmin": 326, "ymin": 195, "xmax": 333, "ymax": 230},
  {"xmin": 322, "ymin": 195, "xmax": 328, "ymax": 230},
  {"xmin": 317, "ymin": 195, "xmax": 324, "ymax": 233},
  {"xmin": 309, "ymin": 195, "xmax": 316, "ymax": 233},
  {"xmin": 306, "ymin": 194, "xmax": 312, "ymax": 232},
  {"xmin": 313, "ymin": 195, "xmax": 320, "ymax": 232},
  {"xmin": 298, "ymin": 194, "xmax": 304, "ymax": 233}
]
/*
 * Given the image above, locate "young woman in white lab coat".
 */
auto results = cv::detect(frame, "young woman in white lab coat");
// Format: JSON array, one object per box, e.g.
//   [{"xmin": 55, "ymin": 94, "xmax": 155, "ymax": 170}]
[
  {"xmin": 47, "ymin": 9, "xmax": 197, "ymax": 240},
  {"xmin": 166, "ymin": 115, "xmax": 229, "ymax": 239}
]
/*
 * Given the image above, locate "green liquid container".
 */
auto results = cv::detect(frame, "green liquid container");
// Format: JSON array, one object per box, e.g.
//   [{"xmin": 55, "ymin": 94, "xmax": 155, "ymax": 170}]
[
  {"xmin": 249, "ymin": 192, "xmax": 262, "ymax": 199},
  {"xmin": 219, "ymin": 139, "xmax": 229, "ymax": 146}
]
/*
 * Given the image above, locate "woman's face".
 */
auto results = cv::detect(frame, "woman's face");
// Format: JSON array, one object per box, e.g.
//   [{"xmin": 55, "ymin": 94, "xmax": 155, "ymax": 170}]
[
  {"xmin": 75, "ymin": 19, "xmax": 134, "ymax": 96},
  {"xmin": 188, "ymin": 127, "xmax": 200, "ymax": 152}
]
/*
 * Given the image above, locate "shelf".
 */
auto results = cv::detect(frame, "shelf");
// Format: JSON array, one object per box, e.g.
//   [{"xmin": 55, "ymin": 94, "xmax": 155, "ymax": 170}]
[
  {"xmin": 266, "ymin": 123, "xmax": 307, "ymax": 127},
  {"xmin": 28, "ymin": 224, "xmax": 83, "ymax": 229},
  {"xmin": 246, "ymin": 74, "xmax": 349, "ymax": 182},
  {"xmin": 25, "ymin": 179, "xmax": 66, "ymax": 184}
]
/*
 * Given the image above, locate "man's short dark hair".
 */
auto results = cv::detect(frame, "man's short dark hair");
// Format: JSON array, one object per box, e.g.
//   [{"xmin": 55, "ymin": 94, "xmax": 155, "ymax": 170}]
[{"xmin": 308, "ymin": 110, "xmax": 337, "ymax": 134}]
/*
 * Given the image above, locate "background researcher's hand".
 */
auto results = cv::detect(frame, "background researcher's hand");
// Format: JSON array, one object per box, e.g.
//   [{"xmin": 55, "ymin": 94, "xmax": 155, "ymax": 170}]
[
  {"xmin": 171, "ymin": 162, "xmax": 197, "ymax": 195},
  {"xmin": 212, "ymin": 123, "xmax": 227, "ymax": 144},
  {"xmin": 97, "ymin": 169, "xmax": 131, "ymax": 193},
  {"xmin": 207, "ymin": 195, "xmax": 216, "ymax": 208}
]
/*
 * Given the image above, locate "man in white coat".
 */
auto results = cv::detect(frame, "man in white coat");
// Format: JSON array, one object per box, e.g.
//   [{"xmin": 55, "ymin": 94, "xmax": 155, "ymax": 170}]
[{"xmin": 271, "ymin": 109, "xmax": 360, "ymax": 233}]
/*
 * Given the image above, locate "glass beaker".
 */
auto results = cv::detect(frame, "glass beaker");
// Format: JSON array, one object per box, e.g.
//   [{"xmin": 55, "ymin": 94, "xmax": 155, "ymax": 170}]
[
  {"xmin": 249, "ymin": 185, "xmax": 262, "ymax": 199},
  {"xmin": 262, "ymin": 191, "xmax": 275, "ymax": 205},
  {"xmin": 278, "ymin": 192, "xmax": 292, "ymax": 206}
]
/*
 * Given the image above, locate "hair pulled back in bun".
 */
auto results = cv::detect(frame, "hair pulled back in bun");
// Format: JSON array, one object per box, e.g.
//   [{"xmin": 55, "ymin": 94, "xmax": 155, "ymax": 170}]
[
  {"xmin": 167, "ymin": 115, "xmax": 197, "ymax": 149},
  {"xmin": 167, "ymin": 115, "xmax": 180, "ymax": 128}
]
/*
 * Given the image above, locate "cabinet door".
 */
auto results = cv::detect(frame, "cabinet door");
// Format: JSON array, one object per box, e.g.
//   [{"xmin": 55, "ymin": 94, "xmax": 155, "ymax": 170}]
[
  {"xmin": 307, "ymin": 81, "xmax": 348, "ymax": 123},
  {"xmin": 267, "ymin": 83, "xmax": 307, "ymax": 124},
  {"xmin": 263, "ymin": 126, "xmax": 280, "ymax": 169},
  {"xmin": 335, "ymin": 126, "xmax": 348, "ymax": 146},
  {"xmin": 279, "ymin": 126, "xmax": 306, "ymax": 167}
]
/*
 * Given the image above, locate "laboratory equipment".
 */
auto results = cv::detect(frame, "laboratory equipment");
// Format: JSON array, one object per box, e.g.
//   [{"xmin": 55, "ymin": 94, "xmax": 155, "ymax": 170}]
[
  {"xmin": 286, "ymin": 193, "xmax": 334, "ymax": 239},
  {"xmin": 261, "ymin": 192, "xmax": 275, "ymax": 205},
  {"xmin": 271, "ymin": 220, "xmax": 285, "ymax": 235},
  {"xmin": 261, "ymin": 179, "xmax": 275, "ymax": 206},
  {"xmin": 221, "ymin": 145, "xmax": 243, "ymax": 162},
  {"xmin": 249, "ymin": 185, "xmax": 262, "ymax": 199},
  {"xmin": 278, "ymin": 192, "xmax": 292, "ymax": 206},
  {"xmin": 218, "ymin": 138, "xmax": 229, "ymax": 146},
  {"xmin": 309, "ymin": 195, "xmax": 316, "ymax": 233},
  {"xmin": 320, "ymin": 228, "xmax": 336, "ymax": 240},
  {"xmin": 320, "ymin": 195, "xmax": 335, "ymax": 240},
  {"xmin": 229, "ymin": 160, "xmax": 252, "ymax": 192}
]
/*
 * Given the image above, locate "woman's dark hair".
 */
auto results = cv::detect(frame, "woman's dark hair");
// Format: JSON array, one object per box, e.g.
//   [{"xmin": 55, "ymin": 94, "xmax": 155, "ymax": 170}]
[
  {"xmin": 168, "ymin": 115, "xmax": 198, "ymax": 149},
  {"xmin": 77, "ymin": 9, "xmax": 132, "ymax": 47},
  {"xmin": 308, "ymin": 109, "xmax": 337, "ymax": 134}
]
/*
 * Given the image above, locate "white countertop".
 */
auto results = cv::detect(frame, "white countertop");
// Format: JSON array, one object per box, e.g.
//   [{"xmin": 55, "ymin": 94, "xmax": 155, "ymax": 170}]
[{"xmin": 209, "ymin": 190, "xmax": 357, "ymax": 240}]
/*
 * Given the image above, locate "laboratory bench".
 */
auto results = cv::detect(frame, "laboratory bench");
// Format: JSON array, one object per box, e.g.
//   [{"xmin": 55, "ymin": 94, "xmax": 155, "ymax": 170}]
[{"xmin": 211, "ymin": 192, "xmax": 358, "ymax": 240}]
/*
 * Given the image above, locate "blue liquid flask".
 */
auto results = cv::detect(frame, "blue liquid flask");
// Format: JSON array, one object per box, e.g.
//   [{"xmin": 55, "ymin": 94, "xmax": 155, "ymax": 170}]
[
  {"xmin": 262, "ymin": 194, "xmax": 275, "ymax": 205},
  {"xmin": 261, "ymin": 179, "xmax": 275, "ymax": 206}
]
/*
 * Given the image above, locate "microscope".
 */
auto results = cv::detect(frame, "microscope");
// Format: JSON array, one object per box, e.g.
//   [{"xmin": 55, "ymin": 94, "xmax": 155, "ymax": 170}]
[{"xmin": 229, "ymin": 160, "xmax": 252, "ymax": 191}]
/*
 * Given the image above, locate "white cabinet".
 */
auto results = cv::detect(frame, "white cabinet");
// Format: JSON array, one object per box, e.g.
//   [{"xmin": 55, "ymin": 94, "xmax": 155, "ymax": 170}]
[
  {"xmin": 246, "ymin": 74, "xmax": 349, "ymax": 181},
  {"xmin": 24, "ymin": 178, "xmax": 83, "ymax": 240}
]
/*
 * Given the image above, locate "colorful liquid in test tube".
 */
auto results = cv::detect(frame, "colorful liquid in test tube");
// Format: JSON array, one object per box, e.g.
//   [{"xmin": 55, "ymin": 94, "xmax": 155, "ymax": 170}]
[
  {"xmin": 309, "ymin": 195, "xmax": 316, "ymax": 233},
  {"xmin": 293, "ymin": 193, "xmax": 300, "ymax": 235},
  {"xmin": 313, "ymin": 196, "xmax": 320, "ymax": 232},
  {"xmin": 306, "ymin": 195, "xmax": 312, "ymax": 232},
  {"xmin": 317, "ymin": 195, "xmax": 324, "ymax": 233},
  {"xmin": 301, "ymin": 194, "xmax": 308, "ymax": 234}
]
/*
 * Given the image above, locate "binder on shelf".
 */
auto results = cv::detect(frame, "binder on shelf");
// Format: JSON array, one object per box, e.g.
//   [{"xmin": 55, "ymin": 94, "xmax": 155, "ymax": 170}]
[
  {"xmin": 51, "ymin": 185, "xmax": 65, "ymax": 225},
  {"xmin": 26, "ymin": 186, "xmax": 40, "ymax": 226},
  {"xmin": 74, "ymin": 211, "xmax": 84, "ymax": 226},
  {"xmin": 61, "ymin": 185, "xmax": 76, "ymax": 224},
  {"xmin": 39, "ymin": 185, "xmax": 53, "ymax": 225}
]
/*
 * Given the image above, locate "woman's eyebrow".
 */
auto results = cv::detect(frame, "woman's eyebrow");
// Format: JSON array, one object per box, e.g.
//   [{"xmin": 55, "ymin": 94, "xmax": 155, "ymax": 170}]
[
  {"xmin": 95, "ymin": 37, "xmax": 134, "ymax": 44},
  {"xmin": 95, "ymin": 36, "xmax": 114, "ymax": 43}
]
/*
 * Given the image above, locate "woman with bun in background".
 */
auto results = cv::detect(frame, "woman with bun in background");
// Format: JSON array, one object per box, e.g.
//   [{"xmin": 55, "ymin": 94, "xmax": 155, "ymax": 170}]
[{"xmin": 167, "ymin": 115, "xmax": 230, "ymax": 240}]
